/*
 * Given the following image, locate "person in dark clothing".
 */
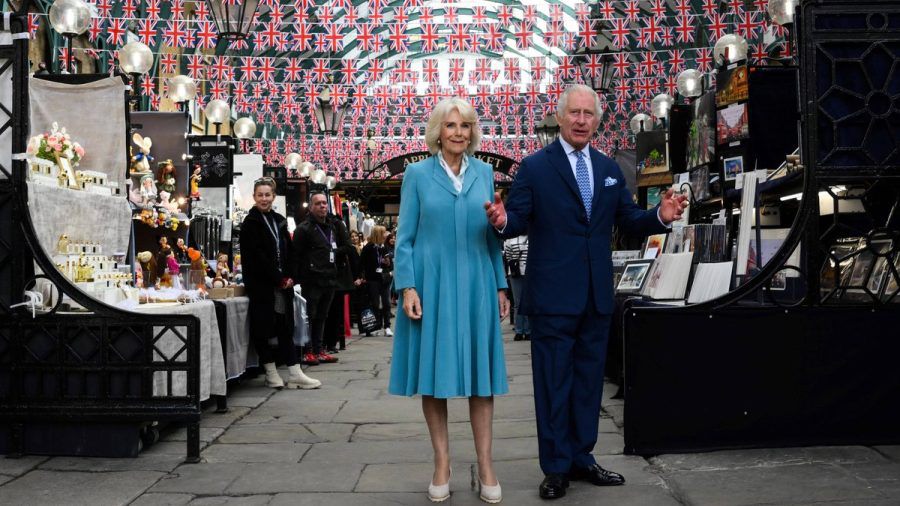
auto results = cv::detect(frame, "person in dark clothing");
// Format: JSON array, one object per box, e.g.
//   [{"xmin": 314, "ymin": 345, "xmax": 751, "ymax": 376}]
[
  {"xmin": 239, "ymin": 177, "xmax": 320, "ymax": 390},
  {"xmin": 292, "ymin": 192, "xmax": 352, "ymax": 365},
  {"xmin": 323, "ymin": 216, "xmax": 362, "ymax": 353},
  {"xmin": 361, "ymin": 225, "xmax": 393, "ymax": 336}
]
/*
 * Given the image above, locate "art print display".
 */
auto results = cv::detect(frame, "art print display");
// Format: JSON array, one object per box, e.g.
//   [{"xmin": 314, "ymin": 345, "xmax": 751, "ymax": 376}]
[
  {"xmin": 717, "ymin": 103, "xmax": 750, "ymax": 145},
  {"xmin": 689, "ymin": 166, "xmax": 710, "ymax": 201},
  {"xmin": 685, "ymin": 92, "xmax": 716, "ymax": 170},
  {"xmin": 715, "ymin": 64, "xmax": 750, "ymax": 107},
  {"xmin": 724, "ymin": 155, "xmax": 744, "ymax": 181},
  {"xmin": 647, "ymin": 186, "xmax": 664, "ymax": 209},
  {"xmin": 636, "ymin": 131, "xmax": 669, "ymax": 175}
]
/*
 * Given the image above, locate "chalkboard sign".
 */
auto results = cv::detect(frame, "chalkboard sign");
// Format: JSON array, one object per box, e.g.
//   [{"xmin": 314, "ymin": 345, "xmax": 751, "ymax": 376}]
[{"xmin": 194, "ymin": 145, "xmax": 233, "ymax": 187}]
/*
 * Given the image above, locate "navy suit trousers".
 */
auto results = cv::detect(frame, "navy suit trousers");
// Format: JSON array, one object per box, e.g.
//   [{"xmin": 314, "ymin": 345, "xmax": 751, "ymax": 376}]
[{"xmin": 530, "ymin": 289, "xmax": 611, "ymax": 475}]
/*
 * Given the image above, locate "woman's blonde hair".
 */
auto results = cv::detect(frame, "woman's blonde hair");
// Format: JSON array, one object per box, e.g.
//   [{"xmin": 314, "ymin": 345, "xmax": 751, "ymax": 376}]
[
  {"xmin": 369, "ymin": 225, "xmax": 387, "ymax": 245},
  {"xmin": 424, "ymin": 97, "xmax": 482, "ymax": 155}
]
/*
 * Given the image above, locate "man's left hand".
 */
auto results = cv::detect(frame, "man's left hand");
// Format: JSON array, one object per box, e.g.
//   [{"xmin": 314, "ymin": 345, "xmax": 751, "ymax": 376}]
[
  {"xmin": 658, "ymin": 188, "xmax": 689, "ymax": 224},
  {"xmin": 498, "ymin": 290, "xmax": 510, "ymax": 320}
]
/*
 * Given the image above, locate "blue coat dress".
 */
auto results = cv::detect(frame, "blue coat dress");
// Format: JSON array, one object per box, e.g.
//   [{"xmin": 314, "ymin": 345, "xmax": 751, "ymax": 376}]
[{"xmin": 388, "ymin": 155, "xmax": 509, "ymax": 398}]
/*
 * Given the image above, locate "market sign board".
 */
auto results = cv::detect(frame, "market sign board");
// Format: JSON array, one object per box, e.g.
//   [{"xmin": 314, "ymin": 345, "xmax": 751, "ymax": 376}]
[{"xmin": 380, "ymin": 151, "xmax": 518, "ymax": 176}]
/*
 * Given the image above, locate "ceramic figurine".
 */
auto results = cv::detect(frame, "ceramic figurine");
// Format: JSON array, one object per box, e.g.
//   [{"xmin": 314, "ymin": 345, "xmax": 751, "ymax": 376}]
[
  {"xmin": 190, "ymin": 164, "xmax": 202, "ymax": 199},
  {"xmin": 157, "ymin": 159, "xmax": 177, "ymax": 195},
  {"xmin": 139, "ymin": 174, "xmax": 157, "ymax": 206},
  {"xmin": 131, "ymin": 133, "xmax": 153, "ymax": 174}
]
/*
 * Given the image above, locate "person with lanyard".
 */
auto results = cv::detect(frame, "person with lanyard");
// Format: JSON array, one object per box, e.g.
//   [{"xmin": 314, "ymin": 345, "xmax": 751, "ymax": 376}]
[
  {"xmin": 292, "ymin": 192, "xmax": 352, "ymax": 366},
  {"xmin": 239, "ymin": 177, "xmax": 321, "ymax": 390},
  {"xmin": 361, "ymin": 225, "xmax": 393, "ymax": 337}
]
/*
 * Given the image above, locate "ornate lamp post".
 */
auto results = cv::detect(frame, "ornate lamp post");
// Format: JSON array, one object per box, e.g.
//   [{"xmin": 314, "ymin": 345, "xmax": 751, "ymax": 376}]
[
  {"xmin": 118, "ymin": 40, "xmax": 154, "ymax": 110},
  {"xmin": 574, "ymin": 4, "xmax": 617, "ymax": 94},
  {"xmin": 314, "ymin": 78, "xmax": 352, "ymax": 136},
  {"xmin": 48, "ymin": 0, "xmax": 91, "ymax": 73},
  {"xmin": 166, "ymin": 75, "xmax": 198, "ymax": 111},
  {"xmin": 204, "ymin": 99, "xmax": 231, "ymax": 136},
  {"xmin": 535, "ymin": 115, "xmax": 560, "ymax": 148},
  {"xmin": 205, "ymin": 0, "xmax": 261, "ymax": 41}
]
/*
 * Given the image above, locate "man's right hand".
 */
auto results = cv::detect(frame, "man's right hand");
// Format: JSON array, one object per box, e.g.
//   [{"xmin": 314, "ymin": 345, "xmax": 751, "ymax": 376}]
[
  {"xmin": 402, "ymin": 288, "xmax": 423, "ymax": 320},
  {"xmin": 484, "ymin": 192, "xmax": 507, "ymax": 229}
]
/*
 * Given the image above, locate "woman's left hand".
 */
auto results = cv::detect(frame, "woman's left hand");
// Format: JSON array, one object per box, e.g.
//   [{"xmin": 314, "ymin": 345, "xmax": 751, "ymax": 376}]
[{"xmin": 498, "ymin": 290, "xmax": 510, "ymax": 320}]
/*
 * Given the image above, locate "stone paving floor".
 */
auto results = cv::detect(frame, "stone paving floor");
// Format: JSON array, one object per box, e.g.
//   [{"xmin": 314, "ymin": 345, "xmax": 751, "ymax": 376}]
[{"xmin": 1, "ymin": 328, "xmax": 899, "ymax": 505}]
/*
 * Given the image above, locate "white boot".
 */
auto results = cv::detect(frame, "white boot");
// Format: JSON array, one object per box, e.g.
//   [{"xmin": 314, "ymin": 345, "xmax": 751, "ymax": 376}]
[
  {"xmin": 263, "ymin": 362, "xmax": 284, "ymax": 389},
  {"xmin": 287, "ymin": 364, "xmax": 322, "ymax": 390}
]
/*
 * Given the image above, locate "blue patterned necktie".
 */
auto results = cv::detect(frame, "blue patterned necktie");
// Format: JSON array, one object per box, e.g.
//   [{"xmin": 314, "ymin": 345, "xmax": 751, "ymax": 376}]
[{"xmin": 574, "ymin": 150, "xmax": 592, "ymax": 220}]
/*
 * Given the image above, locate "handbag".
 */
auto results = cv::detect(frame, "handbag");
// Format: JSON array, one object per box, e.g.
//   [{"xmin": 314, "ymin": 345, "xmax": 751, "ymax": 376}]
[{"xmin": 359, "ymin": 307, "xmax": 381, "ymax": 333}]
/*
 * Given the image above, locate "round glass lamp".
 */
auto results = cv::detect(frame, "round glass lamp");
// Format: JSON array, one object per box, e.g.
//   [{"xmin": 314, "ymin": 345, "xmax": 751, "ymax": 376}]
[
  {"xmin": 119, "ymin": 41, "xmax": 153, "ymax": 75},
  {"xmin": 767, "ymin": 0, "xmax": 799, "ymax": 25},
  {"xmin": 204, "ymin": 99, "xmax": 231, "ymax": 125},
  {"xmin": 650, "ymin": 94, "xmax": 675, "ymax": 120},
  {"xmin": 49, "ymin": 0, "xmax": 91, "ymax": 35},
  {"xmin": 283, "ymin": 152, "xmax": 302, "ymax": 170},
  {"xmin": 166, "ymin": 75, "xmax": 198, "ymax": 103},
  {"xmin": 311, "ymin": 168, "xmax": 327, "ymax": 185},
  {"xmin": 714, "ymin": 34, "xmax": 749, "ymax": 65},
  {"xmin": 325, "ymin": 175, "xmax": 337, "ymax": 190},
  {"xmin": 630, "ymin": 113, "xmax": 652, "ymax": 134},
  {"xmin": 233, "ymin": 117, "xmax": 256, "ymax": 139},
  {"xmin": 676, "ymin": 69, "xmax": 703, "ymax": 98},
  {"xmin": 298, "ymin": 161, "xmax": 313, "ymax": 179}
]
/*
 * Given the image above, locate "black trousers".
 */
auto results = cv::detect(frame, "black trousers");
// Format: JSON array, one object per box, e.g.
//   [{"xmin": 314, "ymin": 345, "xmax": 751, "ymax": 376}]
[
  {"xmin": 305, "ymin": 285, "xmax": 335, "ymax": 355},
  {"xmin": 252, "ymin": 311, "xmax": 298, "ymax": 367},
  {"xmin": 367, "ymin": 278, "xmax": 392, "ymax": 329},
  {"xmin": 324, "ymin": 290, "xmax": 349, "ymax": 351}
]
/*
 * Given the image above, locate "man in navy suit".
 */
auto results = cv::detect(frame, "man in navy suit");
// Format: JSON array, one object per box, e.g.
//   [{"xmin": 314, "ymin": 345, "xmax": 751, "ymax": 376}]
[{"xmin": 486, "ymin": 84, "xmax": 686, "ymax": 499}]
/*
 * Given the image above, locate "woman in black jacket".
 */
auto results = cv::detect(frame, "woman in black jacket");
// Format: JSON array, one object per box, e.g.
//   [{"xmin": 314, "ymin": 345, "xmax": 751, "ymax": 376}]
[
  {"xmin": 240, "ymin": 178, "xmax": 320, "ymax": 390},
  {"xmin": 361, "ymin": 225, "xmax": 393, "ymax": 336}
]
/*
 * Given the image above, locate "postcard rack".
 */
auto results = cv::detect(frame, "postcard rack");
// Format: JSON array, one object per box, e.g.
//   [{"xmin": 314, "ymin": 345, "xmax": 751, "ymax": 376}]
[{"xmin": 620, "ymin": 0, "xmax": 900, "ymax": 455}]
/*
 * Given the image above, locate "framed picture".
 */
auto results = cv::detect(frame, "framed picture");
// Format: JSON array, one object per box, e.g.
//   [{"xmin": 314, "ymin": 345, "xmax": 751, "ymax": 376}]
[
  {"xmin": 715, "ymin": 64, "xmax": 750, "ymax": 107},
  {"xmin": 724, "ymin": 156, "xmax": 744, "ymax": 181},
  {"xmin": 716, "ymin": 103, "xmax": 750, "ymax": 145},
  {"xmin": 643, "ymin": 233, "xmax": 668, "ymax": 259},
  {"xmin": 616, "ymin": 259, "xmax": 655, "ymax": 294}
]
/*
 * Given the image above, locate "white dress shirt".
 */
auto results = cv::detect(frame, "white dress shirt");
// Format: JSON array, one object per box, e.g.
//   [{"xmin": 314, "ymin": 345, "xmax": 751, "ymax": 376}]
[
  {"xmin": 558, "ymin": 136, "xmax": 594, "ymax": 196},
  {"xmin": 437, "ymin": 151, "xmax": 469, "ymax": 193}
]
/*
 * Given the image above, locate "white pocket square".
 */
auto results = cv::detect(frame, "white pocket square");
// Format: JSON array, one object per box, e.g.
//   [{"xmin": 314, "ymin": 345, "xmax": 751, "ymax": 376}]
[{"xmin": 604, "ymin": 177, "xmax": 617, "ymax": 187}]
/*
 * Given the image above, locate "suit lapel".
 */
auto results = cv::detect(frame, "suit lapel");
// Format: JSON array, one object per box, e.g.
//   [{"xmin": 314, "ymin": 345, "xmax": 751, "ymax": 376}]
[
  {"xmin": 547, "ymin": 140, "xmax": 582, "ymax": 205},
  {"xmin": 430, "ymin": 156, "xmax": 458, "ymax": 196},
  {"xmin": 589, "ymin": 148, "xmax": 606, "ymax": 221}
]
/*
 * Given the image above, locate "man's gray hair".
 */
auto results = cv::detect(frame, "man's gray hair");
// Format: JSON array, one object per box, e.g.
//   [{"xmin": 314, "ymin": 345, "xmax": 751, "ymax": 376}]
[{"xmin": 557, "ymin": 84, "xmax": 603, "ymax": 118}]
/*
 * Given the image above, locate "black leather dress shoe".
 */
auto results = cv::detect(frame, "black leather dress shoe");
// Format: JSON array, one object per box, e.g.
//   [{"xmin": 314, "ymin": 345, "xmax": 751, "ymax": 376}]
[
  {"xmin": 568, "ymin": 464, "xmax": 625, "ymax": 486},
  {"xmin": 539, "ymin": 474, "xmax": 569, "ymax": 499}
]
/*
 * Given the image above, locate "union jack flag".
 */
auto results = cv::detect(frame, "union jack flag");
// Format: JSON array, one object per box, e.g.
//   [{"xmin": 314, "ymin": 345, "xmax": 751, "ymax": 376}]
[
  {"xmin": 195, "ymin": 21, "xmax": 217, "ymax": 49},
  {"xmin": 185, "ymin": 54, "xmax": 205, "ymax": 79},
  {"xmin": 163, "ymin": 21, "xmax": 193, "ymax": 48},
  {"xmin": 160, "ymin": 53, "xmax": 178, "ymax": 73},
  {"xmin": 87, "ymin": 18, "xmax": 104, "ymax": 42}
]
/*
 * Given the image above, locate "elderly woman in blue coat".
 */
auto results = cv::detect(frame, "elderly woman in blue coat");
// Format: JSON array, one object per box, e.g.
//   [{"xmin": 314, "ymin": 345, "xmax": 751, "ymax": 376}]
[{"xmin": 389, "ymin": 98, "xmax": 510, "ymax": 503}]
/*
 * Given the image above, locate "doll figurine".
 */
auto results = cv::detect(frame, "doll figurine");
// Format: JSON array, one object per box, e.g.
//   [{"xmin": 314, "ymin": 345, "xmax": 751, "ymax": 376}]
[
  {"xmin": 158, "ymin": 190, "xmax": 180, "ymax": 214},
  {"xmin": 187, "ymin": 248, "xmax": 208, "ymax": 293},
  {"xmin": 137, "ymin": 250, "xmax": 156, "ymax": 288},
  {"xmin": 190, "ymin": 165, "xmax": 202, "ymax": 199},
  {"xmin": 215, "ymin": 252, "xmax": 231, "ymax": 283},
  {"xmin": 167, "ymin": 248, "xmax": 182, "ymax": 289},
  {"xmin": 174, "ymin": 237, "xmax": 189, "ymax": 264},
  {"xmin": 156, "ymin": 246, "xmax": 173, "ymax": 288},
  {"xmin": 131, "ymin": 133, "xmax": 153, "ymax": 174},
  {"xmin": 157, "ymin": 159, "xmax": 177, "ymax": 194},
  {"xmin": 139, "ymin": 174, "xmax": 157, "ymax": 206}
]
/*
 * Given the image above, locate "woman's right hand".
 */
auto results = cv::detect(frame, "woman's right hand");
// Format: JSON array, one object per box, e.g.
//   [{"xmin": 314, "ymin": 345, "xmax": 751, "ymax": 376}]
[{"xmin": 402, "ymin": 288, "xmax": 422, "ymax": 320}]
